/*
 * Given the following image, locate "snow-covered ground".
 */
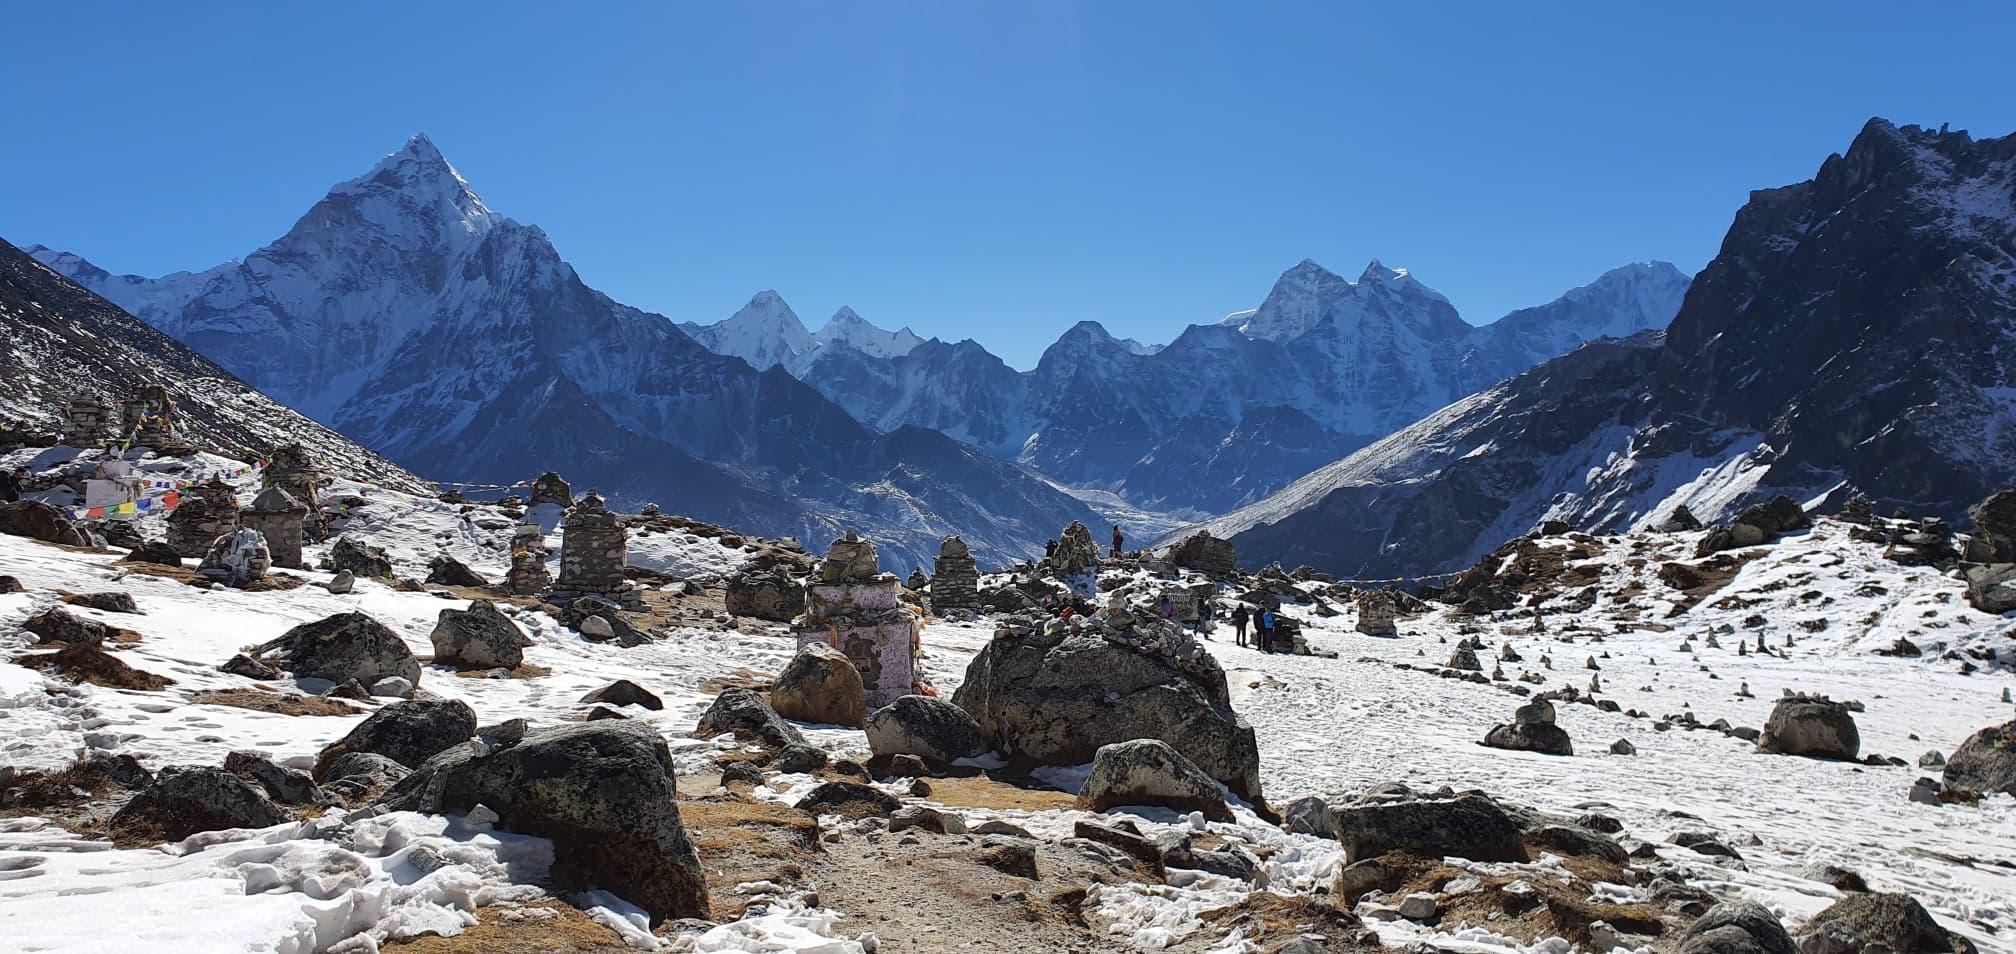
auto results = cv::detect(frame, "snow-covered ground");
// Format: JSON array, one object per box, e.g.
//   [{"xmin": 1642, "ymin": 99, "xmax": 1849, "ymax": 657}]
[{"xmin": 1, "ymin": 467, "xmax": 2011, "ymax": 952}]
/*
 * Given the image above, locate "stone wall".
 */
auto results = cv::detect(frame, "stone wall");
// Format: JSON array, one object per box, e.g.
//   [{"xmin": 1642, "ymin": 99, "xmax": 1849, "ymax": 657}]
[{"xmin": 1167, "ymin": 531, "xmax": 1238, "ymax": 578}]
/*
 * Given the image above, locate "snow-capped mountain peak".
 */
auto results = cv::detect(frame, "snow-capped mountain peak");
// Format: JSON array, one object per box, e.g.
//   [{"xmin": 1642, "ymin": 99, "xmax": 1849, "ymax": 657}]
[
  {"xmin": 810, "ymin": 306, "xmax": 924, "ymax": 359},
  {"xmin": 691, "ymin": 290, "xmax": 814, "ymax": 370},
  {"xmin": 323, "ymin": 132, "xmax": 500, "ymax": 250}
]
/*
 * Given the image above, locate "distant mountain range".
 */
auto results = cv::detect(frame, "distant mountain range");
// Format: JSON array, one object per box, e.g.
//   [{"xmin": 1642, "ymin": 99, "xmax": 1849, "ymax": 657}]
[
  {"xmin": 27, "ymin": 136, "xmax": 1097, "ymax": 572},
  {"xmin": 1203, "ymin": 118, "xmax": 2016, "ymax": 578},
  {"xmin": 674, "ymin": 256, "xmax": 1690, "ymax": 514}
]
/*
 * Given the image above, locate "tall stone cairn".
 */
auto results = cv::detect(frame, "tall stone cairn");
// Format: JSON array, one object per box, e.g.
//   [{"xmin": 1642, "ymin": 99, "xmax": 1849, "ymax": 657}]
[
  {"xmin": 505, "ymin": 523, "xmax": 552, "ymax": 595},
  {"xmin": 794, "ymin": 531, "xmax": 919, "ymax": 708},
  {"xmin": 1355, "ymin": 589, "xmax": 1400, "ymax": 636},
  {"xmin": 549, "ymin": 492, "xmax": 640, "ymax": 608},
  {"xmin": 1047, "ymin": 521, "xmax": 1100, "ymax": 576},
  {"xmin": 1166, "ymin": 530, "xmax": 1238, "ymax": 578},
  {"xmin": 61, "ymin": 396, "xmax": 111, "ymax": 448},
  {"xmin": 241, "ymin": 487, "xmax": 308, "ymax": 569},
  {"xmin": 263, "ymin": 443, "xmax": 322, "ymax": 510},
  {"xmin": 929, "ymin": 535, "xmax": 979, "ymax": 612},
  {"xmin": 166, "ymin": 477, "xmax": 240, "ymax": 558},
  {"xmin": 529, "ymin": 472, "xmax": 574, "ymax": 509},
  {"xmin": 121, "ymin": 384, "xmax": 185, "ymax": 453}
]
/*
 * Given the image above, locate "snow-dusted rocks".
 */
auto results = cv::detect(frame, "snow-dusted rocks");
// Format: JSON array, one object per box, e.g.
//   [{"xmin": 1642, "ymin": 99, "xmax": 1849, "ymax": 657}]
[
  {"xmin": 253, "ymin": 611, "xmax": 423, "ymax": 688},
  {"xmin": 22, "ymin": 607, "xmax": 114, "ymax": 647},
  {"xmin": 578, "ymin": 679, "xmax": 663, "ymax": 711},
  {"xmin": 1075, "ymin": 738, "xmax": 1234, "ymax": 822},
  {"xmin": 769, "ymin": 641, "xmax": 867, "ymax": 728},
  {"xmin": 692, "ymin": 687, "xmax": 804, "ymax": 749},
  {"xmin": 865, "ymin": 694, "xmax": 988, "ymax": 767},
  {"xmin": 428, "ymin": 599, "xmax": 532, "ymax": 670},
  {"xmin": 952, "ymin": 618, "xmax": 1266, "ymax": 812},
  {"xmin": 108, "ymin": 765, "xmax": 288, "ymax": 842},
  {"xmin": 424, "ymin": 553, "xmax": 489, "ymax": 589},
  {"xmin": 1756, "ymin": 695, "xmax": 1861, "ymax": 760},
  {"xmin": 1942, "ymin": 719, "xmax": 2016, "ymax": 796},
  {"xmin": 377, "ymin": 719, "xmax": 710, "ymax": 923},
  {"xmin": 1799, "ymin": 893, "xmax": 1958, "ymax": 954},
  {"xmin": 196, "ymin": 526, "xmax": 270, "ymax": 586}
]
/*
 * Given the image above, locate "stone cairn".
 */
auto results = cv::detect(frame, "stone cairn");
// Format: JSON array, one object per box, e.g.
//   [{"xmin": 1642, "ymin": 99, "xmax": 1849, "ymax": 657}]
[
  {"xmin": 1355, "ymin": 589, "xmax": 1400, "ymax": 636},
  {"xmin": 241, "ymin": 487, "xmax": 308, "ymax": 569},
  {"xmin": 1166, "ymin": 530, "xmax": 1238, "ymax": 579},
  {"xmin": 906, "ymin": 568, "xmax": 927, "ymax": 591},
  {"xmin": 121, "ymin": 384, "xmax": 187, "ymax": 453},
  {"xmin": 929, "ymin": 535, "xmax": 979, "ymax": 613},
  {"xmin": 505, "ymin": 523, "xmax": 551, "ymax": 596},
  {"xmin": 61, "ymin": 396, "xmax": 112, "ymax": 448},
  {"xmin": 166, "ymin": 477, "xmax": 240, "ymax": 558},
  {"xmin": 262, "ymin": 443, "xmax": 322, "ymax": 510},
  {"xmin": 548, "ymin": 491, "xmax": 641, "ymax": 608},
  {"xmin": 793, "ymin": 531, "xmax": 919, "ymax": 709},
  {"xmin": 529, "ymin": 471, "xmax": 574, "ymax": 509},
  {"xmin": 1047, "ymin": 520, "xmax": 1101, "ymax": 577}
]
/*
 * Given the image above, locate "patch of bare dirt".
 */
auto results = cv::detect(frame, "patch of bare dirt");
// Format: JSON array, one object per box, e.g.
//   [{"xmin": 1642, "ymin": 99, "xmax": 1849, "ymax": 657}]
[
  {"xmin": 16, "ymin": 644, "xmax": 172, "ymax": 689},
  {"xmin": 119, "ymin": 562, "xmax": 307, "ymax": 592},
  {"xmin": 383, "ymin": 901, "xmax": 633, "ymax": 953},
  {"xmin": 189, "ymin": 687, "xmax": 360, "ymax": 716}
]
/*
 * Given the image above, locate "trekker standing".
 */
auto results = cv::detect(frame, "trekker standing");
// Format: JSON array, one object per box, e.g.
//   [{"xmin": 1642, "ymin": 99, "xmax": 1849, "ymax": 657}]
[
  {"xmin": 1256, "ymin": 608, "xmax": 1275, "ymax": 652},
  {"xmin": 1194, "ymin": 599, "xmax": 1212, "ymax": 639},
  {"xmin": 1230, "ymin": 604, "xmax": 1250, "ymax": 647},
  {"xmin": 1157, "ymin": 596, "xmax": 1175, "ymax": 619},
  {"xmin": 1110, "ymin": 524, "xmax": 1124, "ymax": 557}
]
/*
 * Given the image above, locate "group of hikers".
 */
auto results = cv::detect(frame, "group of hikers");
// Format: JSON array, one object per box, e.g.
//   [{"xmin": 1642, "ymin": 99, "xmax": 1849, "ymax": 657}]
[{"xmin": 1151, "ymin": 594, "xmax": 1287, "ymax": 652}]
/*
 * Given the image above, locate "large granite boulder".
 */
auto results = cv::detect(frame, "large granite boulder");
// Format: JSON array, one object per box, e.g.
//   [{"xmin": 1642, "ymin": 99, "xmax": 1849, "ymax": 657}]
[
  {"xmin": 425, "ymin": 554, "xmax": 490, "ymax": 589},
  {"xmin": 1327, "ymin": 793, "xmax": 1528, "ymax": 864},
  {"xmin": 952, "ymin": 622, "xmax": 1266, "ymax": 811},
  {"xmin": 325, "ymin": 535, "xmax": 394, "ymax": 579},
  {"xmin": 316, "ymin": 698, "xmax": 477, "ymax": 773},
  {"xmin": 254, "ymin": 612, "xmax": 422, "ymax": 688},
  {"xmin": 1076, "ymin": 739, "xmax": 1233, "ymax": 822},
  {"xmin": 376, "ymin": 720, "xmax": 709, "ymax": 923},
  {"xmin": 1942, "ymin": 719, "xmax": 2016, "ymax": 796},
  {"xmin": 109, "ymin": 765, "xmax": 288, "ymax": 842},
  {"xmin": 1678, "ymin": 901, "xmax": 1795, "ymax": 954},
  {"xmin": 1166, "ymin": 531, "xmax": 1238, "ymax": 578},
  {"xmin": 22, "ymin": 607, "xmax": 114, "ymax": 647},
  {"xmin": 866, "ymin": 695, "xmax": 988, "ymax": 766},
  {"xmin": 0, "ymin": 500, "xmax": 89, "ymax": 547},
  {"xmin": 428, "ymin": 600, "xmax": 533, "ymax": 670},
  {"xmin": 1757, "ymin": 695, "xmax": 1859, "ymax": 760},
  {"xmin": 769, "ymin": 642, "xmax": 867, "ymax": 728},
  {"xmin": 1481, "ymin": 698, "xmax": 1573, "ymax": 756},
  {"xmin": 1964, "ymin": 563, "xmax": 2016, "ymax": 615},
  {"xmin": 1969, "ymin": 488, "xmax": 2016, "ymax": 562},
  {"xmin": 1799, "ymin": 893, "xmax": 1956, "ymax": 954},
  {"xmin": 692, "ymin": 687, "xmax": 804, "ymax": 749}
]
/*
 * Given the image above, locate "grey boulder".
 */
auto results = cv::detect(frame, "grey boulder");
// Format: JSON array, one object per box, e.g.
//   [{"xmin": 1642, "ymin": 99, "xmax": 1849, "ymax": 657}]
[
  {"xmin": 254, "ymin": 612, "xmax": 422, "ymax": 688},
  {"xmin": 866, "ymin": 695, "xmax": 988, "ymax": 766},
  {"xmin": 692, "ymin": 687, "xmax": 804, "ymax": 749},
  {"xmin": 110, "ymin": 765, "xmax": 288, "ymax": 842},
  {"xmin": 316, "ymin": 698, "xmax": 477, "ymax": 774},
  {"xmin": 429, "ymin": 600, "xmax": 533, "ymax": 670},
  {"xmin": 1678, "ymin": 901, "xmax": 1795, "ymax": 954},
  {"xmin": 1076, "ymin": 738, "xmax": 1233, "ymax": 822},
  {"xmin": 1941, "ymin": 719, "xmax": 2016, "ymax": 796},
  {"xmin": 1757, "ymin": 697, "xmax": 1859, "ymax": 760},
  {"xmin": 1328, "ymin": 793, "xmax": 1528, "ymax": 864}
]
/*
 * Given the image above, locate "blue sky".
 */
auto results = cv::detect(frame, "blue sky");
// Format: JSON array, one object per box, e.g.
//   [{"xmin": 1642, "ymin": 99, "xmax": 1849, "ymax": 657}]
[{"xmin": 5, "ymin": 2, "xmax": 2013, "ymax": 368}]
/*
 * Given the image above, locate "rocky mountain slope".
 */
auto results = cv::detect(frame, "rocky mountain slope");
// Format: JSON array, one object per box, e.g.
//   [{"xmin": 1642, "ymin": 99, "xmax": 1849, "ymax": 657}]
[
  {"xmin": 710, "ymin": 259, "xmax": 1690, "ymax": 515},
  {"xmin": 1207, "ymin": 119, "xmax": 2016, "ymax": 578},
  {"xmin": 28, "ymin": 136, "xmax": 1096, "ymax": 571},
  {"xmin": 0, "ymin": 237, "xmax": 428, "ymax": 493}
]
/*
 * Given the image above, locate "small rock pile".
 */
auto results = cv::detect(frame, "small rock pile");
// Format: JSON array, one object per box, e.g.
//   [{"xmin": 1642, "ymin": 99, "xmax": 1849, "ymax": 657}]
[
  {"xmin": 528, "ymin": 471, "xmax": 573, "ymax": 509},
  {"xmin": 1355, "ymin": 589, "xmax": 1400, "ymax": 636},
  {"xmin": 166, "ymin": 478, "xmax": 239, "ymax": 558},
  {"xmin": 1482, "ymin": 698, "xmax": 1574, "ymax": 756},
  {"xmin": 1757, "ymin": 693, "xmax": 1860, "ymax": 760},
  {"xmin": 725, "ymin": 552, "xmax": 806, "ymax": 621},
  {"xmin": 1046, "ymin": 521, "xmax": 1100, "ymax": 577}
]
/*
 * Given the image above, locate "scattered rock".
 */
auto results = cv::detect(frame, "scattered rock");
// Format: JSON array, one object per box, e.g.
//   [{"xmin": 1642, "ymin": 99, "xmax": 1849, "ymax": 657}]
[
  {"xmin": 377, "ymin": 720, "xmax": 710, "ymax": 923},
  {"xmin": 1677, "ymin": 901, "xmax": 1795, "ymax": 954},
  {"xmin": 1482, "ymin": 698, "xmax": 1573, "ymax": 756},
  {"xmin": 220, "ymin": 653, "xmax": 280, "ymax": 680},
  {"xmin": 865, "ymin": 695, "xmax": 988, "ymax": 766},
  {"xmin": 977, "ymin": 837, "xmax": 1039, "ymax": 878},
  {"xmin": 889, "ymin": 805, "xmax": 967, "ymax": 835},
  {"xmin": 22, "ymin": 606, "xmax": 115, "ymax": 647},
  {"xmin": 794, "ymin": 781, "xmax": 901, "ymax": 819},
  {"xmin": 0, "ymin": 499, "xmax": 89, "ymax": 547},
  {"xmin": 1671, "ymin": 831, "xmax": 1743, "ymax": 859},
  {"xmin": 122, "ymin": 541, "xmax": 184, "ymax": 567},
  {"xmin": 1075, "ymin": 738, "xmax": 1233, "ymax": 822},
  {"xmin": 769, "ymin": 642, "xmax": 867, "ymax": 728},
  {"xmin": 324, "ymin": 569, "xmax": 355, "ymax": 594},
  {"xmin": 1328, "ymin": 794, "xmax": 1527, "ymax": 864},
  {"xmin": 1801, "ymin": 892, "xmax": 1956, "ymax": 954},
  {"xmin": 425, "ymin": 554, "xmax": 490, "ymax": 589},
  {"xmin": 429, "ymin": 599, "xmax": 533, "ymax": 670},
  {"xmin": 109, "ymin": 765, "xmax": 288, "ymax": 842},
  {"xmin": 769, "ymin": 743, "xmax": 828, "ymax": 774},
  {"xmin": 581, "ymin": 679, "xmax": 664, "ymax": 710},
  {"xmin": 316, "ymin": 698, "xmax": 478, "ymax": 773},
  {"xmin": 1941, "ymin": 718, "xmax": 2016, "ymax": 796},
  {"xmin": 692, "ymin": 688, "xmax": 804, "ymax": 749},
  {"xmin": 66, "ymin": 591, "xmax": 140, "ymax": 614},
  {"xmin": 325, "ymin": 535, "xmax": 394, "ymax": 579},
  {"xmin": 253, "ymin": 612, "xmax": 422, "ymax": 688},
  {"xmin": 1757, "ymin": 695, "xmax": 1860, "ymax": 760},
  {"xmin": 224, "ymin": 751, "xmax": 322, "ymax": 805}
]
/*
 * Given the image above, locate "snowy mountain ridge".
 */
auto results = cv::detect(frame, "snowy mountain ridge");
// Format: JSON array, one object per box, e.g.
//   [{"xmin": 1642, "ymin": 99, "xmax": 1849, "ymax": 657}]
[
  {"xmin": 28, "ymin": 135, "xmax": 1099, "ymax": 572},
  {"xmin": 1205, "ymin": 118, "xmax": 2016, "ymax": 577}
]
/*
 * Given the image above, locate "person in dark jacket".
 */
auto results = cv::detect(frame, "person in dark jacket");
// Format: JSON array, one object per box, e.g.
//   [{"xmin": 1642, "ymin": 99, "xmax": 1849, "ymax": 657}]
[
  {"xmin": 1230, "ymin": 604, "xmax": 1250, "ymax": 647},
  {"xmin": 0, "ymin": 467, "xmax": 23, "ymax": 502},
  {"xmin": 1110, "ymin": 525, "xmax": 1125, "ymax": 557}
]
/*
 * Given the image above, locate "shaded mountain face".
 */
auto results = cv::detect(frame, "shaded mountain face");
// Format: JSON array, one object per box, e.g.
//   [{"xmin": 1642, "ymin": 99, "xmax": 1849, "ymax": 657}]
[
  {"xmin": 777, "ymin": 259, "xmax": 1688, "ymax": 514},
  {"xmin": 30, "ymin": 136, "xmax": 1097, "ymax": 572},
  {"xmin": 0, "ymin": 237, "xmax": 429, "ymax": 492},
  {"xmin": 1207, "ymin": 119, "xmax": 2016, "ymax": 578}
]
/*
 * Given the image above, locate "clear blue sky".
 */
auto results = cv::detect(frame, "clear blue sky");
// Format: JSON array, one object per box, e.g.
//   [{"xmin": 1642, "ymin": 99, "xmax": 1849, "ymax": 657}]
[{"xmin": 4, "ymin": 2, "xmax": 2013, "ymax": 368}]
